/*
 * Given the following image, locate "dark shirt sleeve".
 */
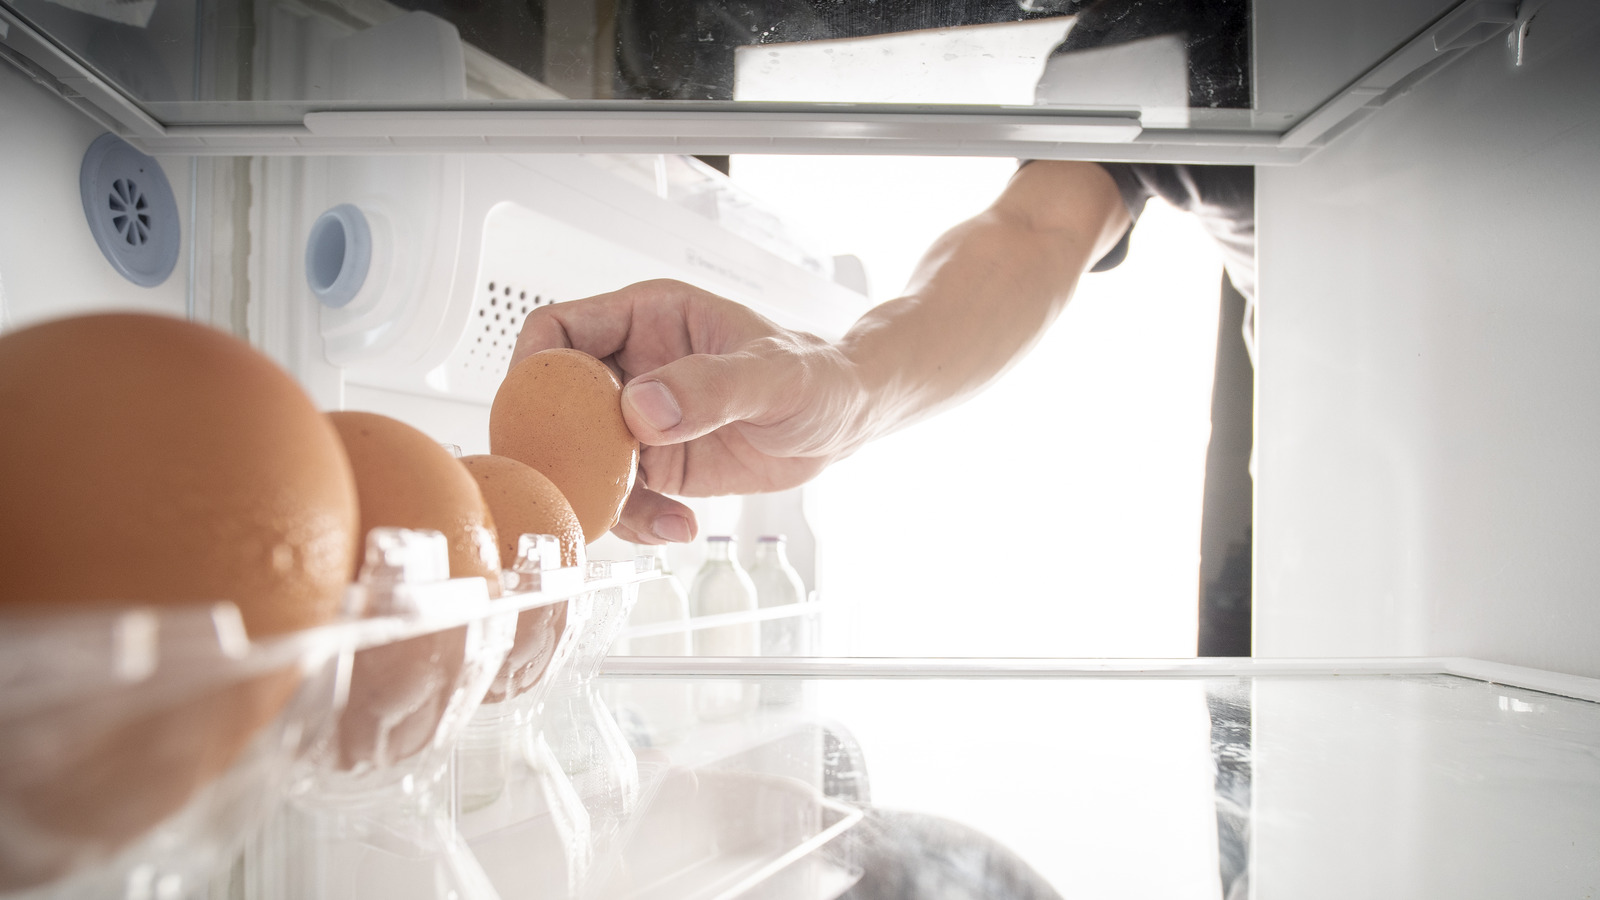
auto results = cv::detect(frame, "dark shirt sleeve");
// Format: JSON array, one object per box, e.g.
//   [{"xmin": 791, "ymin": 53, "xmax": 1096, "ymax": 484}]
[
  {"xmin": 1086, "ymin": 163, "xmax": 1257, "ymax": 305},
  {"xmin": 1089, "ymin": 162, "xmax": 1156, "ymax": 272},
  {"xmin": 1013, "ymin": 158, "xmax": 1152, "ymax": 272},
  {"xmin": 1014, "ymin": 160, "xmax": 1256, "ymax": 299}
]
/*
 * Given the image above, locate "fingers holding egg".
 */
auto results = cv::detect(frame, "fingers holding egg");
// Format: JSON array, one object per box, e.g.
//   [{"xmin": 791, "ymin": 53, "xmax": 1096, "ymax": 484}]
[{"xmin": 610, "ymin": 482, "xmax": 699, "ymax": 546}]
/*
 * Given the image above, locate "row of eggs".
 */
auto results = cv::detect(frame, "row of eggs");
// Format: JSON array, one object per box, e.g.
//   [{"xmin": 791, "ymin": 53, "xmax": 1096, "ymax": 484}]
[{"xmin": 0, "ymin": 312, "xmax": 641, "ymax": 890}]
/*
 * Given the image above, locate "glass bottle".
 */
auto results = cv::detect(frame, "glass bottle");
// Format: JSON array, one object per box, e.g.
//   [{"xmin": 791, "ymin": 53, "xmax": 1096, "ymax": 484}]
[
  {"xmin": 687, "ymin": 536, "xmax": 759, "ymax": 657},
  {"xmin": 749, "ymin": 535, "xmax": 811, "ymax": 705},
  {"xmin": 687, "ymin": 536, "xmax": 759, "ymax": 719},
  {"xmin": 618, "ymin": 544, "xmax": 693, "ymax": 658},
  {"xmin": 749, "ymin": 535, "xmax": 810, "ymax": 657},
  {"xmin": 608, "ymin": 544, "xmax": 694, "ymax": 746}
]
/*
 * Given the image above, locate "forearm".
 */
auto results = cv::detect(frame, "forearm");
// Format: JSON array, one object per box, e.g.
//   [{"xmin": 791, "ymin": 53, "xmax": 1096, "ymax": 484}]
[{"xmin": 836, "ymin": 160, "xmax": 1131, "ymax": 448}]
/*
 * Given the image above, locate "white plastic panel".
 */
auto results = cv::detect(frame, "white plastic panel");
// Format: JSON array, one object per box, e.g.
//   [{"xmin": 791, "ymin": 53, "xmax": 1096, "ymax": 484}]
[
  {"xmin": 437, "ymin": 199, "xmax": 704, "ymax": 403},
  {"xmin": 296, "ymin": 153, "xmax": 864, "ymax": 405},
  {"xmin": 0, "ymin": 61, "xmax": 190, "ymax": 333},
  {"xmin": 1255, "ymin": 0, "xmax": 1600, "ymax": 676}
]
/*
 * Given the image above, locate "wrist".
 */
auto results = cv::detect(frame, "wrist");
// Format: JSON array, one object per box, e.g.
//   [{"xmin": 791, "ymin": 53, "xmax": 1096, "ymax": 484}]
[{"xmin": 834, "ymin": 311, "xmax": 919, "ymax": 449}]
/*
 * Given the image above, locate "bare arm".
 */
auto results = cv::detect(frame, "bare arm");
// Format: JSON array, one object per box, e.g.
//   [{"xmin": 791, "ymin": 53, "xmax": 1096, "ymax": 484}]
[
  {"xmin": 512, "ymin": 160, "xmax": 1130, "ymax": 543},
  {"xmin": 836, "ymin": 160, "xmax": 1131, "ymax": 450}
]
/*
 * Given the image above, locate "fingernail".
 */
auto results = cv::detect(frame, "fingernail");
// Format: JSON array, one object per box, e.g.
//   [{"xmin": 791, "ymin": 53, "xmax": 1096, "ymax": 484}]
[
  {"xmin": 625, "ymin": 380, "xmax": 682, "ymax": 432},
  {"xmin": 651, "ymin": 514, "xmax": 693, "ymax": 543}
]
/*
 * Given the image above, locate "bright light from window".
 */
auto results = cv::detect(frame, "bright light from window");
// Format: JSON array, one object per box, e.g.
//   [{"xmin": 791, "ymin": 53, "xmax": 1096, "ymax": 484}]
[{"xmin": 729, "ymin": 20, "xmax": 1223, "ymax": 659}]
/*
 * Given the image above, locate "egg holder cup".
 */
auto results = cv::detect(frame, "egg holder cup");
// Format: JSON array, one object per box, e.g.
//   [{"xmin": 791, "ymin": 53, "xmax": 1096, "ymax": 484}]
[
  {"xmin": 238, "ymin": 534, "xmax": 653, "ymax": 900},
  {"xmin": 547, "ymin": 562, "xmax": 644, "ymax": 848},
  {"xmin": 240, "ymin": 528, "xmax": 514, "ymax": 900},
  {"xmin": 455, "ymin": 540, "xmax": 594, "ymax": 900},
  {"xmin": 461, "ymin": 559, "xmax": 646, "ymax": 900},
  {"xmin": 457, "ymin": 535, "xmax": 591, "ymax": 818},
  {"xmin": 0, "ymin": 601, "xmax": 349, "ymax": 900},
  {"xmin": 0, "ymin": 529, "xmax": 655, "ymax": 900}
]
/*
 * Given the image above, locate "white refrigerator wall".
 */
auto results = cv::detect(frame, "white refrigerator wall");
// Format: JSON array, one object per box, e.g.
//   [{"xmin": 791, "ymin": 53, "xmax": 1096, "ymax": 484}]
[
  {"xmin": 0, "ymin": 63, "xmax": 192, "ymax": 331},
  {"xmin": 1256, "ymin": 0, "xmax": 1600, "ymax": 676}
]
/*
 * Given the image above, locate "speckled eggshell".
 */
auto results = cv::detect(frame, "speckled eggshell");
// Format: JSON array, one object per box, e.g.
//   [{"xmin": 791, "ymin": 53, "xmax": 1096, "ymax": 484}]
[
  {"xmin": 0, "ymin": 312, "xmax": 358, "ymax": 888},
  {"xmin": 489, "ymin": 348, "xmax": 640, "ymax": 544},
  {"xmin": 0, "ymin": 314, "xmax": 358, "ymax": 634},
  {"xmin": 460, "ymin": 454, "xmax": 584, "ymax": 703},
  {"xmin": 326, "ymin": 411, "xmax": 500, "ymax": 770}
]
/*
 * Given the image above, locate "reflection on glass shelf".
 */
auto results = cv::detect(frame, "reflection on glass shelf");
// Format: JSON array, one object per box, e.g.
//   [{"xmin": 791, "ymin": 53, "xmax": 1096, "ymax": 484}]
[
  {"xmin": 1, "ymin": 0, "xmax": 1242, "ymax": 109},
  {"xmin": 0, "ymin": 0, "xmax": 1459, "ymax": 138},
  {"xmin": 593, "ymin": 671, "xmax": 1600, "ymax": 900}
]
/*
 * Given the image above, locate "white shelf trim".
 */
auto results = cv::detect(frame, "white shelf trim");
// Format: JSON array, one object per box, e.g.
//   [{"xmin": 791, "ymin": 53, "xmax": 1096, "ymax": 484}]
[{"xmin": 599, "ymin": 656, "xmax": 1600, "ymax": 703}]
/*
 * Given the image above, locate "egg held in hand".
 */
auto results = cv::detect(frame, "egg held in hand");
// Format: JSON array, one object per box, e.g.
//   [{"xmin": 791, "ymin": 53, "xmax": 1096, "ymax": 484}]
[
  {"xmin": 327, "ymin": 411, "xmax": 501, "ymax": 770},
  {"xmin": 489, "ymin": 348, "xmax": 640, "ymax": 544},
  {"xmin": 461, "ymin": 454, "xmax": 585, "ymax": 703},
  {"xmin": 0, "ymin": 313, "xmax": 359, "ymax": 889}
]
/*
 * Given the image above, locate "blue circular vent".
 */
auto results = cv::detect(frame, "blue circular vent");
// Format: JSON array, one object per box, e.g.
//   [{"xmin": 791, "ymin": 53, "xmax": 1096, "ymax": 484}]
[
  {"xmin": 79, "ymin": 134, "xmax": 180, "ymax": 288},
  {"xmin": 305, "ymin": 204, "xmax": 372, "ymax": 309}
]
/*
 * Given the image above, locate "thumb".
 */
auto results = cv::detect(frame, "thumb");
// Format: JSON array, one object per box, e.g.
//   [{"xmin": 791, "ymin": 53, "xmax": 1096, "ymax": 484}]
[{"xmin": 621, "ymin": 352, "xmax": 771, "ymax": 446}]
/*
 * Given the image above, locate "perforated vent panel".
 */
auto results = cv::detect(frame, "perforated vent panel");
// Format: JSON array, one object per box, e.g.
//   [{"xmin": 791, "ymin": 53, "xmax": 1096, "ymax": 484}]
[
  {"xmin": 461, "ymin": 279, "xmax": 556, "ymax": 378},
  {"xmin": 435, "ymin": 200, "xmax": 677, "ymax": 404}
]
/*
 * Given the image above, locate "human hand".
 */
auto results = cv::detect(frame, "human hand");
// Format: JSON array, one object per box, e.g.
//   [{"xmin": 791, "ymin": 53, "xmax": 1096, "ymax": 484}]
[{"xmin": 510, "ymin": 280, "xmax": 865, "ymax": 545}]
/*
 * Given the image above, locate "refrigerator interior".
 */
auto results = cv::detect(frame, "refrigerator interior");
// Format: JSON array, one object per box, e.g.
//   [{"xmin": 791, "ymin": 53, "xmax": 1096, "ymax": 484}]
[
  {"xmin": 1254, "ymin": 0, "xmax": 1600, "ymax": 677},
  {"xmin": 3, "ymin": 0, "xmax": 1600, "ymax": 897}
]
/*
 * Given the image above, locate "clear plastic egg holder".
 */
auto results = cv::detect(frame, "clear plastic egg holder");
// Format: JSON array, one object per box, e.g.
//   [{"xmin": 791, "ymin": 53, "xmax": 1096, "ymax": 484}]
[
  {"xmin": 464, "ymin": 563, "xmax": 867, "ymax": 900},
  {"xmin": 0, "ymin": 523, "xmax": 650, "ymax": 900},
  {"xmin": 246, "ymin": 527, "xmax": 515, "ymax": 900},
  {"xmin": 242, "ymin": 531, "xmax": 649, "ymax": 900},
  {"xmin": 0, "ymin": 600, "xmax": 346, "ymax": 899},
  {"xmin": 459, "ymin": 557, "xmax": 644, "ymax": 900}
]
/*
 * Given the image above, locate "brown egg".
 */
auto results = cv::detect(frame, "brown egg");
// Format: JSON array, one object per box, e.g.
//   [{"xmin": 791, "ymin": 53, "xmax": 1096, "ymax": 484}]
[
  {"xmin": 490, "ymin": 348, "xmax": 640, "ymax": 543},
  {"xmin": 326, "ymin": 411, "xmax": 500, "ymax": 770},
  {"xmin": 327, "ymin": 412, "xmax": 501, "ymax": 590},
  {"xmin": 0, "ymin": 313, "xmax": 358, "ymax": 889},
  {"xmin": 460, "ymin": 454, "xmax": 584, "ymax": 570},
  {"xmin": 0, "ymin": 314, "xmax": 358, "ymax": 634},
  {"xmin": 461, "ymin": 454, "xmax": 584, "ymax": 703}
]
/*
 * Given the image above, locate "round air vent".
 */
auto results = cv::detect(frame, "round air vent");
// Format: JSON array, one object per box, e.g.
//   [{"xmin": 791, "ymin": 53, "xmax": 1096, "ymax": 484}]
[
  {"xmin": 306, "ymin": 204, "xmax": 373, "ymax": 309},
  {"xmin": 79, "ymin": 133, "xmax": 180, "ymax": 288}
]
